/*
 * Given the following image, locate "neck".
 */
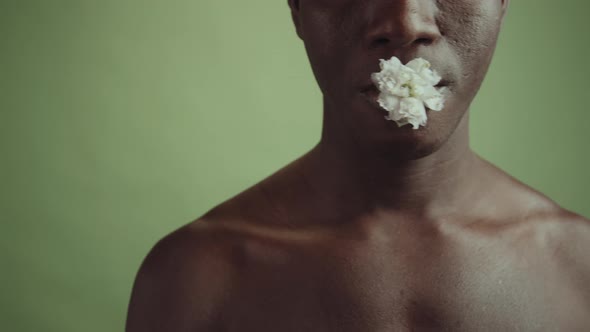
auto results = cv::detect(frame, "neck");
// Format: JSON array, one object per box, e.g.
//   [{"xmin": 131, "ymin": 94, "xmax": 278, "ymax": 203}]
[{"xmin": 302, "ymin": 112, "xmax": 481, "ymax": 220}]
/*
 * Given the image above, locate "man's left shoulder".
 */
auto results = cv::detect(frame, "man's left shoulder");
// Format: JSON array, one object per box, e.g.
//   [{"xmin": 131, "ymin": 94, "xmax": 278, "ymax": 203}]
[
  {"xmin": 509, "ymin": 206, "xmax": 590, "ymax": 331},
  {"xmin": 505, "ymin": 179, "xmax": 590, "ymax": 255},
  {"xmin": 524, "ymin": 204, "xmax": 590, "ymax": 287},
  {"xmin": 525, "ymin": 203, "xmax": 590, "ymax": 253}
]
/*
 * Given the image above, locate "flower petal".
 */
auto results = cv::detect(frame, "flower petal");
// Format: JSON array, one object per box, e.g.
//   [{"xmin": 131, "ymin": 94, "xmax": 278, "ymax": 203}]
[{"xmin": 377, "ymin": 94, "xmax": 401, "ymax": 112}]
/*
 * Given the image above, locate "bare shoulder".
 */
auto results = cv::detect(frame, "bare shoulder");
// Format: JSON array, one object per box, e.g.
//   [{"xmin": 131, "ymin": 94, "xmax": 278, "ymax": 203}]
[
  {"xmin": 480, "ymin": 159, "xmax": 590, "ymax": 291},
  {"xmin": 514, "ymin": 200, "xmax": 590, "ymax": 300},
  {"xmin": 502, "ymin": 171, "xmax": 590, "ymax": 268},
  {"xmin": 528, "ymin": 206, "xmax": 590, "ymax": 279},
  {"xmin": 505, "ymin": 174, "xmax": 590, "ymax": 277},
  {"xmin": 126, "ymin": 220, "xmax": 245, "ymax": 332}
]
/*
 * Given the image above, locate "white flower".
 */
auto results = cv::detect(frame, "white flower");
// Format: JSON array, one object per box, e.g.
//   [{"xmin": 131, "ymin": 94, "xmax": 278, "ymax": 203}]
[
  {"xmin": 370, "ymin": 56, "xmax": 446, "ymax": 129},
  {"xmin": 385, "ymin": 97, "xmax": 427, "ymax": 129}
]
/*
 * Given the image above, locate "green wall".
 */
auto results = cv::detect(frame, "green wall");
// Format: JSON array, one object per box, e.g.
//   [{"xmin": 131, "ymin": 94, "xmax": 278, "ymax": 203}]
[{"xmin": 2, "ymin": 1, "xmax": 588, "ymax": 331}]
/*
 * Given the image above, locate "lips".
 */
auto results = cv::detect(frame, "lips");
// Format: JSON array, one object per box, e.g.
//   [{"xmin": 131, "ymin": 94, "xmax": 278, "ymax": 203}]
[
  {"xmin": 435, "ymin": 79, "xmax": 451, "ymax": 88},
  {"xmin": 360, "ymin": 79, "xmax": 452, "ymax": 95},
  {"xmin": 360, "ymin": 79, "xmax": 451, "ymax": 93},
  {"xmin": 360, "ymin": 84, "xmax": 378, "ymax": 94},
  {"xmin": 359, "ymin": 85, "xmax": 382, "ymax": 110},
  {"xmin": 359, "ymin": 79, "xmax": 452, "ymax": 113}
]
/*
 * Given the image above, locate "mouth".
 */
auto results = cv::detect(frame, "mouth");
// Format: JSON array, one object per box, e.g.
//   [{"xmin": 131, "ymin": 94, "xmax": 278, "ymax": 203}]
[
  {"xmin": 359, "ymin": 84, "xmax": 378, "ymax": 94},
  {"xmin": 359, "ymin": 79, "xmax": 452, "ymax": 113},
  {"xmin": 435, "ymin": 79, "xmax": 451, "ymax": 88},
  {"xmin": 360, "ymin": 79, "xmax": 451, "ymax": 92},
  {"xmin": 359, "ymin": 85, "xmax": 382, "ymax": 111}
]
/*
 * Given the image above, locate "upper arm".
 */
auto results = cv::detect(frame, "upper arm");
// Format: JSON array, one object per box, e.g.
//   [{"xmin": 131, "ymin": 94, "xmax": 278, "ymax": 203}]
[{"xmin": 126, "ymin": 225, "xmax": 235, "ymax": 332}]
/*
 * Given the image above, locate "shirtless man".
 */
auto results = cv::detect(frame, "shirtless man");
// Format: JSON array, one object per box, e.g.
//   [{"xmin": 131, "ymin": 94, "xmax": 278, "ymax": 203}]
[{"xmin": 126, "ymin": 0, "xmax": 590, "ymax": 330}]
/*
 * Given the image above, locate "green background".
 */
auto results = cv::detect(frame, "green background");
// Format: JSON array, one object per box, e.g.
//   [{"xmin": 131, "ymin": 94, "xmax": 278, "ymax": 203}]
[{"xmin": 2, "ymin": 1, "xmax": 588, "ymax": 331}]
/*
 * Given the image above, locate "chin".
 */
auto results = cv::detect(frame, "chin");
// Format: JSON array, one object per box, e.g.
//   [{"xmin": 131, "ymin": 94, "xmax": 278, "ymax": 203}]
[
  {"xmin": 343, "ymin": 97, "xmax": 466, "ymax": 161},
  {"xmin": 356, "ymin": 126, "xmax": 449, "ymax": 160}
]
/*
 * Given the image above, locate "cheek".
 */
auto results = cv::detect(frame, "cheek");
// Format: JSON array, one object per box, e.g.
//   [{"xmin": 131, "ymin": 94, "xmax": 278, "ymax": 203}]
[
  {"xmin": 301, "ymin": 12, "xmax": 336, "ymax": 59},
  {"xmin": 438, "ymin": 1, "xmax": 502, "ymax": 85},
  {"xmin": 300, "ymin": 8, "xmax": 358, "ymax": 93},
  {"xmin": 301, "ymin": 5, "xmax": 359, "ymax": 58}
]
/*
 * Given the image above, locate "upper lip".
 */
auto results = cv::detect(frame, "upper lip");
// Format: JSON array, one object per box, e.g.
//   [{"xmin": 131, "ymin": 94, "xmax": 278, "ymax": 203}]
[
  {"xmin": 360, "ymin": 84, "xmax": 378, "ymax": 93},
  {"xmin": 435, "ymin": 79, "xmax": 451, "ymax": 87}
]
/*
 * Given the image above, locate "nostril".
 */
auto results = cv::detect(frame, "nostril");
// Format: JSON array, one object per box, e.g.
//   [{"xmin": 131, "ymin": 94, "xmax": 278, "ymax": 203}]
[{"xmin": 375, "ymin": 37, "xmax": 389, "ymax": 44}]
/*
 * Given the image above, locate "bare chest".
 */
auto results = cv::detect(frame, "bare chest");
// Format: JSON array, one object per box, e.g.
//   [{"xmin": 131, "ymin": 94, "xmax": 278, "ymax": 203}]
[{"xmin": 220, "ymin": 226, "xmax": 588, "ymax": 331}]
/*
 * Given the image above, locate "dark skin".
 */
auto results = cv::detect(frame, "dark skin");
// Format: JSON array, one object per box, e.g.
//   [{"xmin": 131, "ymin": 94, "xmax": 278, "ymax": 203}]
[{"xmin": 127, "ymin": 0, "xmax": 590, "ymax": 331}]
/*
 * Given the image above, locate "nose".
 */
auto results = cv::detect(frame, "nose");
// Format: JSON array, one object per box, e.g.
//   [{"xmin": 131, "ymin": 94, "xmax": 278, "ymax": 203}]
[{"xmin": 364, "ymin": 0, "xmax": 441, "ymax": 51}]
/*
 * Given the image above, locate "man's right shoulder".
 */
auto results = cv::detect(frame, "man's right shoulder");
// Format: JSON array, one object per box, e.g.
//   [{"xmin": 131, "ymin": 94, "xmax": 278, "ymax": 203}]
[
  {"xmin": 136, "ymin": 220, "xmax": 242, "ymax": 283},
  {"xmin": 126, "ymin": 220, "xmax": 244, "ymax": 332}
]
